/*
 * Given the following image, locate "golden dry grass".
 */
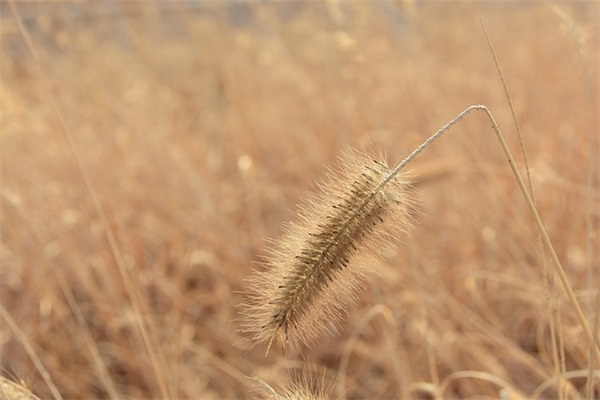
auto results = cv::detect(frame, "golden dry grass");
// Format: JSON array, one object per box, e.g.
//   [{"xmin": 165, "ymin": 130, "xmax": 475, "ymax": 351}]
[
  {"xmin": 0, "ymin": 376, "xmax": 40, "ymax": 400},
  {"xmin": 1, "ymin": 1, "xmax": 599, "ymax": 399}
]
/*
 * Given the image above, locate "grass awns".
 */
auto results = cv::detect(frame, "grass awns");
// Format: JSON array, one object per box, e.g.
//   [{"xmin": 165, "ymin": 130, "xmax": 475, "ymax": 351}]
[{"xmin": 241, "ymin": 149, "xmax": 415, "ymax": 353}]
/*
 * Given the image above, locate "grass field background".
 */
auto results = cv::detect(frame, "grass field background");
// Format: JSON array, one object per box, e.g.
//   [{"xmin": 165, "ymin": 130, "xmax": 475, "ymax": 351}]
[{"xmin": 1, "ymin": 1, "xmax": 599, "ymax": 398}]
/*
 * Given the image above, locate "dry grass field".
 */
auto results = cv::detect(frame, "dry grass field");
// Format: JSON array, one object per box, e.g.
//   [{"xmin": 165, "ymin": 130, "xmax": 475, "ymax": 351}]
[{"xmin": 1, "ymin": 1, "xmax": 599, "ymax": 399}]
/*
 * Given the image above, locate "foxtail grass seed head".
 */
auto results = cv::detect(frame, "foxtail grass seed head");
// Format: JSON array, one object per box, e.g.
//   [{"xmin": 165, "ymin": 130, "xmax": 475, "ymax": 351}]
[
  {"xmin": 252, "ymin": 371, "xmax": 331, "ymax": 400},
  {"xmin": 241, "ymin": 149, "xmax": 415, "ymax": 353}
]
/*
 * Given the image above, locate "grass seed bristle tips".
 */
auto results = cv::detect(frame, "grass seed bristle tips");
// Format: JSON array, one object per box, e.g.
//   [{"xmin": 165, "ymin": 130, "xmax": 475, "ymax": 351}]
[{"xmin": 241, "ymin": 149, "xmax": 415, "ymax": 353}]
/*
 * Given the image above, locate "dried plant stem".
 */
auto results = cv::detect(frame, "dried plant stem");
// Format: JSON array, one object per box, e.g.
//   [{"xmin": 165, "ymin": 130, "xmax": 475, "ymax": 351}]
[
  {"xmin": 532, "ymin": 369, "xmax": 600, "ymax": 399},
  {"xmin": 0, "ymin": 303, "xmax": 62, "ymax": 400},
  {"xmin": 550, "ymin": 7, "xmax": 599, "ymax": 398},
  {"xmin": 402, "ymin": 104, "xmax": 599, "ymax": 362},
  {"xmin": 408, "ymin": 250, "xmax": 442, "ymax": 398},
  {"xmin": 369, "ymin": 103, "xmax": 600, "ymax": 362},
  {"xmin": 439, "ymin": 370, "xmax": 528, "ymax": 399},
  {"xmin": 480, "ymin": 21, "xmax": 535, "ymax": 198},
  {"xmin": 477, "ymin": 105, "xmax": 600, "ymax": 363},
  {"xmin": 7, "ymin": 3, "xmax": 119, "ymax": 398},
  {"xmin": 8, "ymin": 1, "xmax": 168, "ymax": 397},
  {"xmin": 481, "ymin": 20, "xmax": 567, "ymax": 396}
]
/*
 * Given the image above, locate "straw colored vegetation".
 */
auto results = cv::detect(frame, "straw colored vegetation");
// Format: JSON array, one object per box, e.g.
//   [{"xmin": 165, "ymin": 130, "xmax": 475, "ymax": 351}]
[
  {"xmin": 0, "ymin": 376, "xmax": 40, "ymax": 400},
  {"xmin": 1, "ymin": 1, "xmax": 598, "ymax": 399}
]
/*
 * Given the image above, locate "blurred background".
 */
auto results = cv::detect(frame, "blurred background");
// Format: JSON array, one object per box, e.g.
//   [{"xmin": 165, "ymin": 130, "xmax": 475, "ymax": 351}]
[{"xmin": 1, "ymin": 1, "xmax": 598, "ymax": 398}]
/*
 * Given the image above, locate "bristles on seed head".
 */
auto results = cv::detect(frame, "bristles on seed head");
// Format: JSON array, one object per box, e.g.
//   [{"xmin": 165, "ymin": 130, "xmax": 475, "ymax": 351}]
[
  {"xmin": 240, "ymin": 149, "xmax": 415, "ymax": 353},
  {"xmin": 251, "ymin": 367, "xmax": 331, "ymax": 400}
]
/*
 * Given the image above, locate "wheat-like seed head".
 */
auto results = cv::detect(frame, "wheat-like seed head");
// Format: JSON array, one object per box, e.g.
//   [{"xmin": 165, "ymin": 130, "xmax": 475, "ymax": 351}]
[{"xmin": 240, "ymin": 149, "xmax": 414, "ymax": 353}]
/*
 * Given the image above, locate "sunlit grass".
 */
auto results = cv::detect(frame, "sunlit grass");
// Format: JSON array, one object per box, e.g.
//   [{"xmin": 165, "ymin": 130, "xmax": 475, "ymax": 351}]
[{"xmin": 1, "ymin": 2, "xmax": 598, "ymax": 398}]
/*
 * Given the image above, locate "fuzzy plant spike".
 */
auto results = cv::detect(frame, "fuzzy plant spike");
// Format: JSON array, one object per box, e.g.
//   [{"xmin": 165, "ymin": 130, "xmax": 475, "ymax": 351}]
[
  {"xmin": 241, "ymin": 149, "xmax": 415, "ymax": 353},
  {"xmin": 242, "ymin": 104, "xmax": 600, "ymax": 361}
]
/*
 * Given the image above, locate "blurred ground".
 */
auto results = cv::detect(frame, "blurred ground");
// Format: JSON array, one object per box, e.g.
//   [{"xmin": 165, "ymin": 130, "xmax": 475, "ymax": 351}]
[{"xmin": 1, "ymin": 1, "xmax": 599, "ymax": 398}]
